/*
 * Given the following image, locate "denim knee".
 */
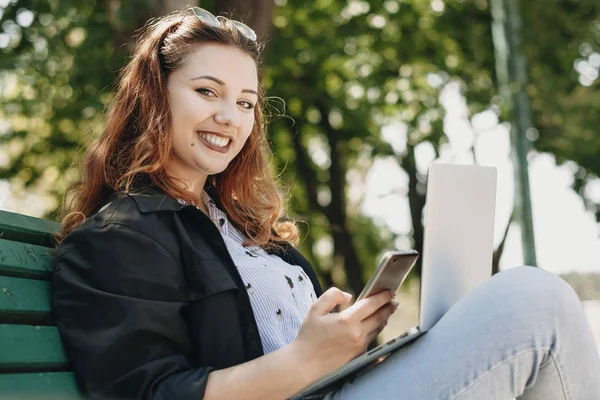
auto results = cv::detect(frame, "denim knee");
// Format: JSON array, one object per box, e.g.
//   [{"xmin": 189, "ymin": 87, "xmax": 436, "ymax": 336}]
[{"xmin": 495, "ymin": 266, "xmax": 583, "ymax": 327}]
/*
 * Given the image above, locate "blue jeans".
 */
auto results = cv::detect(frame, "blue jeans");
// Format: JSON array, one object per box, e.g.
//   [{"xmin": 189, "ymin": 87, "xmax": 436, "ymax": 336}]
[{"xmin": 324, "ymin": 266, "xmax": 600, "ymax": 399}]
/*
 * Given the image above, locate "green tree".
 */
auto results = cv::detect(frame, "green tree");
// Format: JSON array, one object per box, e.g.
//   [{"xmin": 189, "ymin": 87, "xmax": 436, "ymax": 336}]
[{"xmin": 1, "ymin": 0, "xmax": 598, "ymax": 294}]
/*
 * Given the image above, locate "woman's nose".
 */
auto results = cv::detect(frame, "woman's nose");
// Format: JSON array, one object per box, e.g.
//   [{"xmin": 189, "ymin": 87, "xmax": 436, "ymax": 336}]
[{"xmin": 214, "ymin": 100, "xmax": 241, "ymax": 127}]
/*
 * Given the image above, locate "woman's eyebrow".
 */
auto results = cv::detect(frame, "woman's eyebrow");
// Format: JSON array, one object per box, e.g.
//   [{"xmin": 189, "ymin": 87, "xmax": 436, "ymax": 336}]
[{"xmin": 190, "ymin": 74, "xmax": 258, "ymax": 96}]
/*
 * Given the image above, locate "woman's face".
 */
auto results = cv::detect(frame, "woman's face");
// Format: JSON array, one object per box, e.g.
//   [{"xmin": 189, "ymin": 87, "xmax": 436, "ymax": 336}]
[{"xmin": 166, "ymin": 43, "xmax": 258, "ymax": 186}]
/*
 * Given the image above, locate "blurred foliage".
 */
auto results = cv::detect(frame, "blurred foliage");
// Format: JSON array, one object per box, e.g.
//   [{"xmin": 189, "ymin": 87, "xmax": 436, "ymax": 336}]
[
  {"xmin": 0, "ymin": 0, "xmax": 139, "ymax": 207},
  {"xmin": 0, "ymin": 0, "xmax": 599, "ymax": 290},
  {"xmin": 521, "ymin": 0, "xmax": 600, "ymax": 220}
]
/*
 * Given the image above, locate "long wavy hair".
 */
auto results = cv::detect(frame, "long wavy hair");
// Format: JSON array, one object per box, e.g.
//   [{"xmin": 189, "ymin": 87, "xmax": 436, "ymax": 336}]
[{"xmin": 57, "ymin": 9, "xmax": 299, "ymax": 250}]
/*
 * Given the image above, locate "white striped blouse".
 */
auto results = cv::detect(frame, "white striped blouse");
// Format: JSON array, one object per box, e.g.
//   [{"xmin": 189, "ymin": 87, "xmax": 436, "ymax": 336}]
[{"xmin": 178, "ymin": 192, "xmax": 318, "ymax": 354}]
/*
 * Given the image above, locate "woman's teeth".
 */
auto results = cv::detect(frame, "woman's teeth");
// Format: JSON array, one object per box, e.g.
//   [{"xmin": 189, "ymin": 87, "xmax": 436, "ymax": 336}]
[{"xmin": 200, "ymin": 132, "xmax": 230, "ymax": 148}]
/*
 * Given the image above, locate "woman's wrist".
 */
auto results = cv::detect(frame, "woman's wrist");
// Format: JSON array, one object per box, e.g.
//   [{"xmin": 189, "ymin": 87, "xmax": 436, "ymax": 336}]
[{"xmin": 288, "ymin": 339, "xmax": 325, "ymax": 385}]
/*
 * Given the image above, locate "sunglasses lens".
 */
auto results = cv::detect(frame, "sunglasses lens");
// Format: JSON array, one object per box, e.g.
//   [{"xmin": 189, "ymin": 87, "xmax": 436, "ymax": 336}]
[
  {"xmin": 229, "ymin": 20, "xmax": 257, "ymax": 42},
  {"xmin": 190, "ymin": 7, "xmax": 257, "ymax": 42},
  {"xmin": 191, "ymin": 7, "xmax": 220, "ymax": 29}
]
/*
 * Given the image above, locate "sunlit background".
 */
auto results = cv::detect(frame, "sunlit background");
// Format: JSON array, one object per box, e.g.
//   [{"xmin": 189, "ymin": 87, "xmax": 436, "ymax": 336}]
[{"xmin": 1, "ymin": 0, "xmax": 599, "ymax": 351}]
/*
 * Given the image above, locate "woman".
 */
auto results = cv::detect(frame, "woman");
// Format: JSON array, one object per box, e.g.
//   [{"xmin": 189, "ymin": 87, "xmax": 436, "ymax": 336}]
[{"xmin": 52, "ymin": 7, "xmax": 600, "ymax": 400}]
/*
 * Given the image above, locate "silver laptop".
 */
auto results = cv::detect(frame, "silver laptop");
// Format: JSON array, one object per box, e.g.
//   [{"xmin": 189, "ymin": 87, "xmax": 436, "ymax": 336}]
[{"xmin": 291, "ymin": 163, "xmax": 498, "ymax": 399}]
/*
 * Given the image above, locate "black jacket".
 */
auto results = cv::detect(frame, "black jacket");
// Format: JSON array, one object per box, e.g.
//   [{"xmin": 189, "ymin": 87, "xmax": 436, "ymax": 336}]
[{"xmin": 52, "ymin": 183, "xmax": 324, "ymax": 400}]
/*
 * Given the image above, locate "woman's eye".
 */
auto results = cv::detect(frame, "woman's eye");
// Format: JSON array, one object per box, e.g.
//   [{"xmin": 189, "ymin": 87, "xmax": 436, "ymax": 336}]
[
  {"xmin": 195, "ymin": 88, "xmax": 214, "ymax": 96},
  {"xmin": 239, "ymin": 101, "xmax": 255, "ymax": 110}
]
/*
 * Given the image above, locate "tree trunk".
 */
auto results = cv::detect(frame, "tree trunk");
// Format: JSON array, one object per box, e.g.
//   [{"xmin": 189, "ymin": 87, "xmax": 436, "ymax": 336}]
[
  {"xmin": 492, "ymin": 212, "xmax": 513, "ymax": 275},
  {"xmin": 151, "ymin": 0, "xmax": 189, "ymax": 14},
  {"xmin": 216, "ymin": 0, "xmax": 275, "ymax": 40},
  {"xmin": 317, "ymin": 106, "xmax": 365, "ymax": 296},
  {"xmin": 290, "ymin": 126, "xmax": 325, "ymax": 215},
  {"xmin": 106, "ymin": 0, "xmax": 190, "ymax": 53},
  {"xmin": 401, "ymin": 144, "xmax": 426, "ymax": 277}
]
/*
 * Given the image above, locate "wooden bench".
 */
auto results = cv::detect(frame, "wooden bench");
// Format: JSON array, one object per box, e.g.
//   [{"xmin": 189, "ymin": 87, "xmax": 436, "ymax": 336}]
[{"xmin": 0, "ymin": 209, "xmax": 83, "ymax": 398}]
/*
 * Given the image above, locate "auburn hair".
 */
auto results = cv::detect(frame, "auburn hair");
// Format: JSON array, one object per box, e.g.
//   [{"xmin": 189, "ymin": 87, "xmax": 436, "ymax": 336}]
[{"xmin": 56, "ymin": 9, "xmax": 299, "ymax": 250}]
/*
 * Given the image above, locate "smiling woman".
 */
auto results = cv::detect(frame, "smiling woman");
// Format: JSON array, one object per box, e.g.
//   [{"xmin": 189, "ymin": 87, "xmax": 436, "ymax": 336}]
[
  {"xmin": 50, "ymin": 6, "xmax": 600, "ymax": 400},
  {"xmin": 166, "ymin": 44, "xmax": 258, "ymax": 193},
  {"xmin": 51, "ymin": 7, "xmax": 339, "ymax": 400},
  {"xmin": 56, "ymin": 7, "xmax": 293, "ymax": 250}
]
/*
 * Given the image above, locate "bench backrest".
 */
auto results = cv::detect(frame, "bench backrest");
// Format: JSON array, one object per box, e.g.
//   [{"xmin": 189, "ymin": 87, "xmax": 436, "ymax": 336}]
[{"xmin": 0, "ymin": 210, "xmax": 83, "ymax": 398}]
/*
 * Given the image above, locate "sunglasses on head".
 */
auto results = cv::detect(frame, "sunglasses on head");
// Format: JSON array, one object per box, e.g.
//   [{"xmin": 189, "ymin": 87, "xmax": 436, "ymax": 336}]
[{"xmin": 188, "ymin": 6, "xmax": 257, "ymax": 42}]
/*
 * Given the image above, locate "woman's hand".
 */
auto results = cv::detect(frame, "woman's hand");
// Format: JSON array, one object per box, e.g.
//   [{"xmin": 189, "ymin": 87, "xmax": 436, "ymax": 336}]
[{"xmin": 291, "ymin": 287, "xmax": 399, "ymax": 380}]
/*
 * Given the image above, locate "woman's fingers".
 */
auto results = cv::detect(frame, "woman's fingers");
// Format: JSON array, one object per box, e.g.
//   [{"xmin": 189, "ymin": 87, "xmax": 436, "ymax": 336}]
[
  {"xmin": 362, "ymin": 301, "xmax": 398, "ymax": 335},
  {"xmin": 341, "ymin": 290, "xmax": 394, "ymax": 322},
  {"xmin": 309, "ymin": 287, "xmax": 353, "ymax": 316}
]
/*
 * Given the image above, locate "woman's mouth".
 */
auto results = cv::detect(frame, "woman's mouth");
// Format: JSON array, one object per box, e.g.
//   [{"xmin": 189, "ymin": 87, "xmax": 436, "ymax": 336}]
[{"xmin": 197, "ymin": 131, "xmax": 232, "ymax": 153}]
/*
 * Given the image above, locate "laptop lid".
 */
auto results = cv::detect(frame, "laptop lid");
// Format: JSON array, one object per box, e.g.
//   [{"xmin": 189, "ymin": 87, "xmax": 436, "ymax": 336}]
[{"xmin": 418, "ymin": 163, "xmax": 498, "ymax": 332}]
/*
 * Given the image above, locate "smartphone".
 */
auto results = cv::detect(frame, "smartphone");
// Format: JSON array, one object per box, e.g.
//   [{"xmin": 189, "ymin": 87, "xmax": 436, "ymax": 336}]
[{"xmin": 355, "ymin": 250, "xmax": 419, "ymax": 302}]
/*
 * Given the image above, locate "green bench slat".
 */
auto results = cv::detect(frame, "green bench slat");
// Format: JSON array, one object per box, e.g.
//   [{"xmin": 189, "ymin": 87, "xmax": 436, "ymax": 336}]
[
  {"xmin": 0, "ymin": 238, "xmax": 55, "ymax": 280},
  {"xmin": 0, "ymin": 211, "xmax": 82, "ymax": 396},
  {"xmin": 0, "ymin": 325, "xmax": 68, "ymax": 370},
  {"xmin": 0, "ymin": 210, "xmax": 59, "ymax": 248},
  {"xmin": 0, "ymin": 276, "xmax": 51, "ymax": 321},
  {"xmin": 0, "ymin": 372, "xmax": 83, "ymax": 399}
]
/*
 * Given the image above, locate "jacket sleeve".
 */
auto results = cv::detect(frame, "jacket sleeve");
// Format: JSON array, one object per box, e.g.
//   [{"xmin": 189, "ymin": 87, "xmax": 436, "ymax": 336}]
[{"xmin": 52, "ymin": 222, "xmax": 214, "ymax": 400}]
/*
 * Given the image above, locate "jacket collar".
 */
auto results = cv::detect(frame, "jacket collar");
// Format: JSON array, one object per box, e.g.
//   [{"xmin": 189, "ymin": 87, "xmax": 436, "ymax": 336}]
[
  {"xmin": 127, "ymin": 175, "xmax": 220, "ymax": 214},
  {"xmin": 124, "ymin": 176, "xmax": 300, "ymax": 258},
  {"xmin": 129, "ymin": 189, "xmax": 186, "ymax": 213}
]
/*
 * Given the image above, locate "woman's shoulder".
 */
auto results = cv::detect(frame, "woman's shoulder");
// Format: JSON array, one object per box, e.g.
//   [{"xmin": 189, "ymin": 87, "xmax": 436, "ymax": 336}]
[
  {"xmin": 89, "ymin": 186, "xmax": 186, "ymax": 226},
  {"xmin": 53, "ymin": 192, "xmax": 188, "ymax": 300},
  {"xmin": 59, "ymin": 190, "xmax": 184, "ymax": 259}
]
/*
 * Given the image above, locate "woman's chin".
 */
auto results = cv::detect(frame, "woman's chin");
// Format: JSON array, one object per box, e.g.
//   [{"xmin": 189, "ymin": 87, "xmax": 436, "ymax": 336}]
[{"xmin": 193, "ymin": 158, "xmax": 230, "ymax": 176}]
